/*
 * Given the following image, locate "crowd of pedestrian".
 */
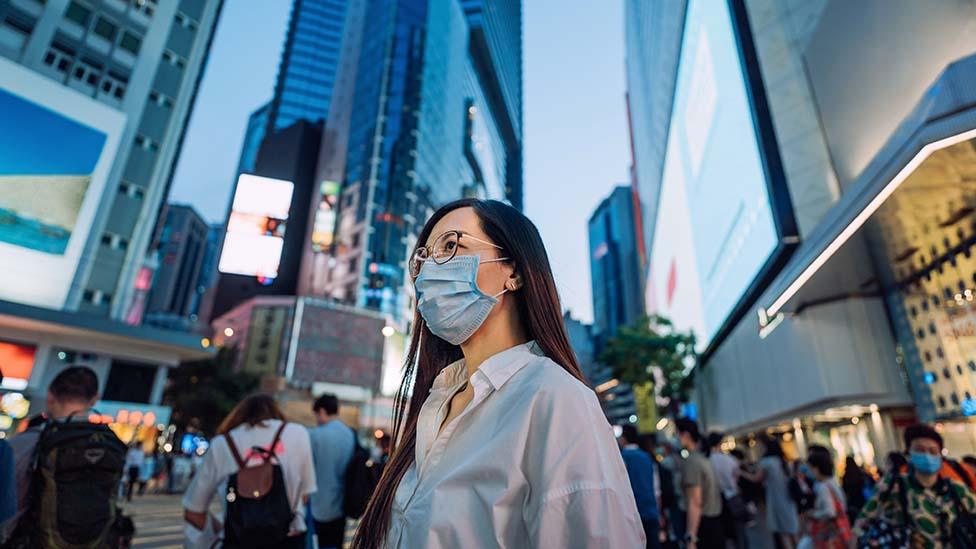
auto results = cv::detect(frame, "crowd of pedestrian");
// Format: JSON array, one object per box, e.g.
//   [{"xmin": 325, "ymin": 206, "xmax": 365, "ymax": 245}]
[{"xmin": 3, "ymin": 199, "xmax": 976, "ymax": 549}]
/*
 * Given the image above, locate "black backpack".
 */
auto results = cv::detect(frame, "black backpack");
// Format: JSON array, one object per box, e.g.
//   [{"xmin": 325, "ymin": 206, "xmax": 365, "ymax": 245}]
[
  {"xmin": 5, "ymin": 419, "xmax": 128, "ymax": 549},
  {"xmin": 342, "ymin": 431, "xmax": 377, "ymax": 519},
  {"xmin": 222, "ymin": 423, "xmax": 294, "ymax": 548}
]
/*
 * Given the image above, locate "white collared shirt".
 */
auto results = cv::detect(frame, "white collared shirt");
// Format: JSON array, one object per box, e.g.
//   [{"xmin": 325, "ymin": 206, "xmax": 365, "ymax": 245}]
[{"xmin": 386, "ymin": 341, "xmax": 645, "ymax": 548}]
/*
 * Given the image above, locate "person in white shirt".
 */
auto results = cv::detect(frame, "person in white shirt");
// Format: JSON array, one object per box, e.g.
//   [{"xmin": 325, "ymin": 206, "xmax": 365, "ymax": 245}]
[
  {"xmin": 351, "ymin": 199, "xmax": 644, "ymax": 549},
  {"xmin": 124, "ymin": 443, "xmax": 146, "ymax": 501},
  {"xmin": 183, "ymin": 393, "xmax": 316, "ymax": 549},
  {"xmin": 706, "ymin": 432, "xmax": 747, "ymax": 549}
]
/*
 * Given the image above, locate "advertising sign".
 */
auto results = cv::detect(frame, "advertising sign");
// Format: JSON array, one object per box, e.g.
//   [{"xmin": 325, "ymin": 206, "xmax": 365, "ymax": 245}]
[
  {"xmin": 648, "ymin": 0, "xmax": 782, "ymax": 351},
  {"xmin": 0, "ymin": 340, "xmax": 36, "ymax": 390},
  {"xmin": 311, "ymin": 180, "xmax": 340, "ymax": 253},
  {"xmin": 0, "ymin": 57, "xmax": 125, "ymax": 309},
  {"xmin": 218, "ymin": 174, "xmax": 294, "ymax": 279}
]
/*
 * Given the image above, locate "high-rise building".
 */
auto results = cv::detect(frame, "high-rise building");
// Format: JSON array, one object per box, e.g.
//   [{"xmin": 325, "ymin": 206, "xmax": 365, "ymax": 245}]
[
  {"xmin": 0, "ymin": 1, "xmax": 220, "ymax": 436},
  {"xmin": 236, "ymin": 100, "xmax": 270, "ymax": 175},
  {"xmin": 317, "ymin": 0, "xmax": 523, "ymax": 322},
  {"xmin": 266, "ymin": 0, "xmax": 347, "ymax": 133},
  {"xmin": 588, "ymin": 185, "xmax": 643, "ymax": 425},
  {"xmin": 629, "ymin": 0, "xmax": 976, "ymax": 458},
  {"xmin": 0, "ymin": 0, "xmax": 223, "ymax": 320},
  {"xmin": 144, "ymin": 203, "xmax": 209, "ymax": 330}
]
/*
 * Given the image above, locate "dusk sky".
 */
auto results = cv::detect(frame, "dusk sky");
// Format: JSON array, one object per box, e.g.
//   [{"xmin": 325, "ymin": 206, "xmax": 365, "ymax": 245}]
[{"xmin": 168, "ymin": 1, "xmax": 630, "ymax": 323}]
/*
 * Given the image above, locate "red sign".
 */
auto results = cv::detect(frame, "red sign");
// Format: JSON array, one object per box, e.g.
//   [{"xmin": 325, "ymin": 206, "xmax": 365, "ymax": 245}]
[{"xmin": 0, "ymin": 340, "xmax": 36, "ymax": 390}]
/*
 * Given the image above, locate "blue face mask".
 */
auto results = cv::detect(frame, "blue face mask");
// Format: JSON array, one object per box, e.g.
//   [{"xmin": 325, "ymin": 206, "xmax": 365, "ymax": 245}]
[
  {"xmin": 415, "ymin": 254, "xmax": 508, "ymax": 345},
  {"xmin": 910, "ymin": 451, "xmax": 942, "ymax": 475}
]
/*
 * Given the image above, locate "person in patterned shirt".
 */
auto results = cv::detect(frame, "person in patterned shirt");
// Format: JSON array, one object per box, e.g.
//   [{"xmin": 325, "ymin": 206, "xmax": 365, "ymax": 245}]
[{"xmin": 853, "ymin": 424, "xmax": 976, "ymax": 548}]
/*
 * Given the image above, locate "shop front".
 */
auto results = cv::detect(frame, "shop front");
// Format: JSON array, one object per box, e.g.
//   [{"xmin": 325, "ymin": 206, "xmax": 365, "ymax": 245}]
[{"xmin": 755, "ymin": 55, "xmax": 976, "ymax": 457}]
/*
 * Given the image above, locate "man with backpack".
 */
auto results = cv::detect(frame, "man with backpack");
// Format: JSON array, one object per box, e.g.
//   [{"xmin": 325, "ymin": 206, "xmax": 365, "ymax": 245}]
[
  {"xmin": 308, "ymin": 394, "xmax": 355, "ymax": 549},
  {"xmin": 1, "ymin": 365, "xmax": 130, "ymax": 548}
]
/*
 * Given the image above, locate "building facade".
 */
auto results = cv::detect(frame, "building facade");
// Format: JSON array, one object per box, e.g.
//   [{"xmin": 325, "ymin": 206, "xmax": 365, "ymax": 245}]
[
  {"xmin": 0, "ymin": 0, "xmax": 223, "ymax": 319},
  {"xmin": 628, "ymin": 0, "xmax": 976, "ymax": 460},
  {"xmin": 318, "ymin": 0, "xmax": 523, "ymax": 323},
  {"xmin": 143, "ymin": 203, "xmax": 210, "ymax": 330},
  {"xmin": 588, "ymin": 185, "xmax": 644, "ymax": 425}
]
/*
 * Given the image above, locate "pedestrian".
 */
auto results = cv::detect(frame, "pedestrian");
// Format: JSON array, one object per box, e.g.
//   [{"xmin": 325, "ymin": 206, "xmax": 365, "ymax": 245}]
[
  {"xmin": 308, "ymin": 393, "xmax": 355, "ymax": 549},
  {"xmin": 732, "ymin": 448, "xmax": 762, "ymax": 525},
  {"xmin": 804, "ymin": 445, "xmax": 852, "ymax": 549},
  {"xmin": 854, "ymin": 423, "xmax": 976, "ymax": 548},
  {"xmin": 0, "ymin": 437, "xmax": 14, "ymax": 529},
  {"xmin": 741, "ymin": 436, "xmax": 801, "ymax": 549},
  {"xmin": 674, "ymin": 418, "xmax": 723, "ymax": 549},
  {"xmin": 183, "ymin": 393, "xmax": 316, "ymax": 549},
  {"xmin": 124, "ymin": 441, "xmax": 146, "ymax": 502},
  {"xmin": 351, "ymin": 199, "xmax": 644, "ymax": 548},
  {"xmin": 841, "ymin": 456, "xmax": 869, "ymax": 524},
  {"xmin": 1, "ymin": 366, "xmax": 129, "ymax": 547},
  {"xmin": 619, "ymin": 425, "xmax": 661, "ymax": 548},
  {"xmin": 706, "ymin": 432, "xmax": 748, "ymax": 549}
]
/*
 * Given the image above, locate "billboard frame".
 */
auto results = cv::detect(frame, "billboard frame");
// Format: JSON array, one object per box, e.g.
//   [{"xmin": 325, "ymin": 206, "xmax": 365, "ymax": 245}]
[{"xmin": 691, "ymin": 0, "xmax": 800, "ymax": 361}]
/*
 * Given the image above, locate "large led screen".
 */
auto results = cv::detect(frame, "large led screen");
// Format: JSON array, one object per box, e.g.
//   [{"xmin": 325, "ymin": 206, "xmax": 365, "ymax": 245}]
[
  {"xmin": 218, "ymin": 174, "xmax": 294, "ymax": 279},
  {"xmin": 647, "ymin": 0, "xmax": 780, "ymax": 351},
  {"xmin": 0, "ymin": 58, "xmax": 125, "ymax": 309}
]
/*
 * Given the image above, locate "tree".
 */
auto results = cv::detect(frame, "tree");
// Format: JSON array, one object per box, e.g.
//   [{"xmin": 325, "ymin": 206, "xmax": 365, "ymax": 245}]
[
  {"xmin": 600, "ymin": 315, "xmax": 697, "ymax": 415},
  {"xmin": 164, "ymin": 346, "xmax": 260, "ymax": 436}
]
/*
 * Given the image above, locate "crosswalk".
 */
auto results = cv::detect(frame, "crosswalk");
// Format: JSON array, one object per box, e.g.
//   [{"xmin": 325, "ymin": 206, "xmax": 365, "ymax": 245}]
[
  {"xmin": 122, "ymin": 494, "xmax": 185, "ymax": 549},
  {"xmin": 123, "ymin": 493, "xmax": 359, "ymax": 548}
]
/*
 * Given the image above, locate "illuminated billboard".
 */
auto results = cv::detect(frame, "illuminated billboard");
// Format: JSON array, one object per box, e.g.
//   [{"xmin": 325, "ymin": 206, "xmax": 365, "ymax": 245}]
[
  {"xmin": 0, "ymin": 57, "xmax": 125, "ymax": 309},
  {"xmin": 310, "ymin": 180, "xmax": 340, "ymax": 253},
  {"xmin": 0, "ymin": 340, "xmax": 36, "ymax": 390},
  {"xmin": 647, "ymin": 0, "xmax": 793, "ymax": 351},
  {"xmin": 218, "ymin": 174, "xmax": 294, "ymax": 279}
]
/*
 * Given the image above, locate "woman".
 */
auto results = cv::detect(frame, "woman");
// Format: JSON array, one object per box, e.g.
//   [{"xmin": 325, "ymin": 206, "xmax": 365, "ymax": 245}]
[
  {"xmin": 183, "ymin": 394, "xmax": 316, "ymax": 549},
  {"xmin": 805, "ymin": 446, "xmax": 851, "ymax": 549},
  {"xmin": 840, "ymin": 456, "xmax": 868, "ymax": 524},
  {"xmin": 742, "ymin": 437, "xmax": 800, "ymax": 549},
  {"xmin": 352, "ymin": 199, "xmax": 644, "ymax": 548},
  {"xmin": 883, "ymin": 451, "xmax": 907, "ymax": 478}
]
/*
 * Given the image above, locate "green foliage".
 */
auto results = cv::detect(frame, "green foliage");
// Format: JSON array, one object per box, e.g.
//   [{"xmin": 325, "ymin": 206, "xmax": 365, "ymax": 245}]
[
  {"xmin": 600, "ymin": 315, "xmax": 697, "ymax": 412},
  {"xmin": 163, "ymin": 346, "xmax": 260, "ymax": 436}
]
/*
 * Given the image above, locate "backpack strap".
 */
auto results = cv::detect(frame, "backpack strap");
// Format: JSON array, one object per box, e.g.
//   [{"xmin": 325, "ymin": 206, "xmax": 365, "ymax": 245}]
[
  {"xmin": 268, "ymin": 422, "xmax": 287, "ymax": 458},
  {"xmin": 224, "ymin": 432, "xmax": 247, "ymax": 470},
  {"xmin": 946, "ymin": 459, "xmax": 976, "ymax": 492}
]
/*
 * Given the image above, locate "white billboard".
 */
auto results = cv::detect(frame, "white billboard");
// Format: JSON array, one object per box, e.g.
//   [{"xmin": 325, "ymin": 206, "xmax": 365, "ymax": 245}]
[
  {"xmin": 0, "ymin": 57, "xmax": 126, "ymax": 310},
  {"xmin": 218, "ymin": 174, "xmax": 294, "ymax": 279},
  {"xmin": 648, "ymin": 0, "xmax": 781, "ymax": 351}
]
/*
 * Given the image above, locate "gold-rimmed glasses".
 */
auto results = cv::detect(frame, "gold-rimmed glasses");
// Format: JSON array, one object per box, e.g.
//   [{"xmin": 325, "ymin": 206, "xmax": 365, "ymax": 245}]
[{"xmin": 409, "ymin": 230, "xmax": 505, "ymax": 277}]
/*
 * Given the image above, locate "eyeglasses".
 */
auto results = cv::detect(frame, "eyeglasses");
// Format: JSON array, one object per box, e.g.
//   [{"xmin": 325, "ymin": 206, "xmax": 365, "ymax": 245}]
[{"xmin": 410, "ymin": 230, "xmax": 505, "ymax": 277}]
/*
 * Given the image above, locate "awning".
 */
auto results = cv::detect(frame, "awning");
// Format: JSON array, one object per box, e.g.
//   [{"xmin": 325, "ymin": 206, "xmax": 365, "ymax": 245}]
[
  {"xmin": 0, "ymin": 299, "xmax": 213, "ymax": 362},
  {"xmin": 758, "ymin": 55, "xmax": 976, "ymax": 325}
]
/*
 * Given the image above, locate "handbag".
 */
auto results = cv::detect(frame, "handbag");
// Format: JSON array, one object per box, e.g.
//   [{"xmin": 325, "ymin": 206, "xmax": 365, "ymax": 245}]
[
  {"xmin": 809, "ymin": 485, "xmax": 852, "ymax": 549},
  {"xmin": 855, "ymin": 475, "xmax": 912, "ymax": 549},
  {"xmin": 723, "ymin": 493, "xmax": 752, "ymax": 523}
]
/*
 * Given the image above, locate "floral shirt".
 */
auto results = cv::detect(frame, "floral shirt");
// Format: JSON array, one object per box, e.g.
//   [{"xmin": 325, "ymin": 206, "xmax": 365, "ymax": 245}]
[{"xmin": 853, "ymin": 471, "xmax": 976, "ymax": 548}]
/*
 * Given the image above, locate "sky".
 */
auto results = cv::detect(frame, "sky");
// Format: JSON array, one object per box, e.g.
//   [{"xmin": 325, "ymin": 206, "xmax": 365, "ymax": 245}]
[{"xmin": 168, "ymin": 0, "xmax": 630, "ymax": 324}]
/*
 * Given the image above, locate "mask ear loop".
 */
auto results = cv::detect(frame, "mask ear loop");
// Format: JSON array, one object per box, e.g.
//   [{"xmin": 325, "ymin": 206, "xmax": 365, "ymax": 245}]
[{"xmin": 491, "ymin": 288, "xmax": 508, "ymax": 299}]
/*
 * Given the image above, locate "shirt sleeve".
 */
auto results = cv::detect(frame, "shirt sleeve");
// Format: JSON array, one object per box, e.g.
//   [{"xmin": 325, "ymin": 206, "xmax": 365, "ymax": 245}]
[
  {"xmin": 523, "ymin": 378, "xmax": 645, "ymax": 548},
  {"xmin": 681, "ymin": 456, "xmax": 703, "ymax": 488},
  {"xmin": 182, "ymin": 437, "xmax": 223, "ymax": 513}
]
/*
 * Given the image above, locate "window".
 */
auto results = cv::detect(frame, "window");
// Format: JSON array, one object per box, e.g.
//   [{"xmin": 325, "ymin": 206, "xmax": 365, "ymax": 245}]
[
  {"xmin": 131, "ymin": 0, "xmax": 156, "ymax": 17},
  {"xmin": 43, "ymin": 43, "xmax": 75, "ymax": 74},
  {"xmin": 118, "ymin": 29, "xmax": 141, "ymax": 55},
  {"xmin": 71, "ymin": 57, "xmax": 102, "ymax": 86},
  {"xmin": 82, "ymin": 289, "xmax": 96, "ymax": 302},
  {"xmin": 100, "ymin": 70, "xmax": 128, "ymax": 99},
  {"xmin": 148, "ymin": 90, "xmax": 173, "ymax": 108},
  {"xmin": 174, "ymin": 11, "xmax": 198, "ymax": 31},
  {"xmin": 65, "ymin": 1, "xmax": 92, "ymax": 27},
  {"xmin": 163, "ymin": 49, "xmax": 186, "ymax": 69},
  {"xmin": 134, "ymin": 134, "xmax": 159, "ymax": 152},
  {"xmin": 92, "ymin": 16, "xmax": 118, "ymax": 42}
]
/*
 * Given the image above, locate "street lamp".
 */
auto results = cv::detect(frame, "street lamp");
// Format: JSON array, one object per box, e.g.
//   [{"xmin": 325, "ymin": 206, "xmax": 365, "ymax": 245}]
[
  {"xmin": 224, "ymin": 327, "xmax": 234, "ymax": 337},
  {"xmin": 381, "ymin": 326, "xmax": 395, "ymax": 338}
]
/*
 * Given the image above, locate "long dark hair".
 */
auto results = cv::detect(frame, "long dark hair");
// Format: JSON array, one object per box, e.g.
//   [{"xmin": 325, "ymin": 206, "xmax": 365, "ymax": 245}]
[
  {"xmin": 761, "ymin": 435, "xmax": 790, "ymax": 476},
  {"xmin": 216, "ymin": 393, "xmax": 286, "ymax": 435},
  {"xmin": 352, "ymin": 199, "xmax": 584, "ymax": 548}
]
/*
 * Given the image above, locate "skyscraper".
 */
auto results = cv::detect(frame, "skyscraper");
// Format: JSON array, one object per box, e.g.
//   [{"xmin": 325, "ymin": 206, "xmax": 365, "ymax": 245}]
[
  {"xmin": 588, "ymin": 185, "xmax": 643, "ymax": 425},
  {"xmin": 266, "ymin": 0, "xmax": 348, "ymax": 133},
  {"xmin": 317, "ymin": 0, "xmax": 524, "ymax": 322},
  {"xmin": 144, "ymin": 203, "xmax": 210, "ymax": 330},
  {"xmin": 0, "ymin": 0, "xmax": 224, "ymax": 320}
]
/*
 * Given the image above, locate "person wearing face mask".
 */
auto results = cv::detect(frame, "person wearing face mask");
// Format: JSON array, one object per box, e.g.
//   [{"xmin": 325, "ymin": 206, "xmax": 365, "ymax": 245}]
[
  {"xmin": 350, "ymin": 199, "xmax": 644, "ymax": 549},
  {"xmin": 854, "ymin": 424, "xmax": 976, "ymax": 548}
]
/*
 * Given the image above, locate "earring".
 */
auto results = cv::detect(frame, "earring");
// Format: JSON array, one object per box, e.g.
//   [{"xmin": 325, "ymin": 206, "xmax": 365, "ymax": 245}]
[{"xmin": 507, "ymin": 280, "xmax": 517, "ymax": 291}]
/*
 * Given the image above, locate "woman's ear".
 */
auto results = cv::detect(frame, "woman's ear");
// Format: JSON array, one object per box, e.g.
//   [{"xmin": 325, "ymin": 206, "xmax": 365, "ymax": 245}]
[{"xmin": 506, "ymin": 273, "xmax": 524, "ymax": 291}]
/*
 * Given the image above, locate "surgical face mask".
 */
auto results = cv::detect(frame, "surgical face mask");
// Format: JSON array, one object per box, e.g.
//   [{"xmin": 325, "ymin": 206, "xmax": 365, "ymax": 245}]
[
  {"xmin": 415, "ymin": 254, "xmax": 508, "ymax": 345},
  {"xmin": 909, "ymin": 451, "xmax": 942, "ymax": 475}
]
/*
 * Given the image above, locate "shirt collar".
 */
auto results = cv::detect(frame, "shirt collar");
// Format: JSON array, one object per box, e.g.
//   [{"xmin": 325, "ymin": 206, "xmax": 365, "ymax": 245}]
[{"xmin": 431, "ymin": 341, "xmax": 541, "ymax": 392}]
